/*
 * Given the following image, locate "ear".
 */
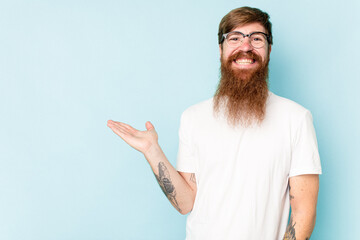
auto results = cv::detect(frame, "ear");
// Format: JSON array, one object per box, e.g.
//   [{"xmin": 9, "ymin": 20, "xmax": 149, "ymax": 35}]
[
  {"xmin": 268, "ymin": 44, "xmax": 272, "ymax": 54},
  {"xmin": 219, "ymin": 44, "xmax": 223, "ymax": 56}
]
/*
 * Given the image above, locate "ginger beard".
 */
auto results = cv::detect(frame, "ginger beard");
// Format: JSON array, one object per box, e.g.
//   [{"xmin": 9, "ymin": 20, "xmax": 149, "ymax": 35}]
[{"xmin": 213, "ymin": 50, "xmax": 270, "ymax": 127}]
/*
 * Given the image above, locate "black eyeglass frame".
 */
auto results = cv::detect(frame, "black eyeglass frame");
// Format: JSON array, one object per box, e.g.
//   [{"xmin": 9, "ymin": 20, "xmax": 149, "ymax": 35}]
[{"xmin": 220, "ymin": 31, "xmax": 271, "ymax": 45}]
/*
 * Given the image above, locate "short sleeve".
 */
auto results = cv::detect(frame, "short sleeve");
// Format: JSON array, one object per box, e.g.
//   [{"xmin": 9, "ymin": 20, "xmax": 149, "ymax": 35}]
[
  {"xmin": 289, "ymin": 110, "xmax": 322, "ymax": 177},
  {"xmin": 176, "ymin": 111, "xmax": 196, "ymax": 173}
]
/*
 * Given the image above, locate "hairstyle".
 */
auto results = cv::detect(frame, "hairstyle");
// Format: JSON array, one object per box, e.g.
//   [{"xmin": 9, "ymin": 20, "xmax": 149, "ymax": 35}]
[{"xmin": 218, "ymin": 7, "xmax": 273, "ymax": 45}]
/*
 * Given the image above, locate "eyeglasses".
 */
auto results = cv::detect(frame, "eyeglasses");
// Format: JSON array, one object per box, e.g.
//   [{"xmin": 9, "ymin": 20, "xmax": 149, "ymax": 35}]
[{"xmin": 221, "ymin": 31, "xmax": 270, "ymax": 49}]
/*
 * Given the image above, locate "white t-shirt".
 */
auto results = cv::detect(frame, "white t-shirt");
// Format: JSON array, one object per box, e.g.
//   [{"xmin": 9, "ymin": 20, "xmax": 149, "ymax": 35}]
[{"xmin": 176, "ymin": 92, "xmax": 322, "ymax": 240}]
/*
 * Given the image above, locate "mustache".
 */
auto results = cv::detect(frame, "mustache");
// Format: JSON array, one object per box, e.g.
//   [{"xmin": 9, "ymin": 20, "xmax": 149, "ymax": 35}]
[{"xmin": 228, "ymin": 51, "xmax": 262, "ymax": 63}]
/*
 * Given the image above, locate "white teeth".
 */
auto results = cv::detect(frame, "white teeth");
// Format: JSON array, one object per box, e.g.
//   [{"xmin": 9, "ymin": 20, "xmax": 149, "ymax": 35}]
[{"xmin": 235, "ymin": 59, "xmax": 254, "ymax": 64}]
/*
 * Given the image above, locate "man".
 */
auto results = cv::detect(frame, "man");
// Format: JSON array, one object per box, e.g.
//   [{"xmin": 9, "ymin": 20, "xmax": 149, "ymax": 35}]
[{"xmin": 107, "ymin": 7, "xmax": 322, "ymax": 240}]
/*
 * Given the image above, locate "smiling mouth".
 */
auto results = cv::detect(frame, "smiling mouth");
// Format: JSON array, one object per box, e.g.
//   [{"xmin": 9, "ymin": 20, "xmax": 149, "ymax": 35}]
[{"xmin": 234, "ymin": 58, "xmax": 255, "ymax": 65}]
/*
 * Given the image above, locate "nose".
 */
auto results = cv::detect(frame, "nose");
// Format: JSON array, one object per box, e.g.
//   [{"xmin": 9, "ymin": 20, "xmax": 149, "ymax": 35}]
[{"xmin": 238, "ymin": 37, "xmax": 253, "ymax": 52}]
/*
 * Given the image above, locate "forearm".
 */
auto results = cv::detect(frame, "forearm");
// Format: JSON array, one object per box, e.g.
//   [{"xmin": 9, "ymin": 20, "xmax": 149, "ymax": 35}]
[
  {"xmin": 283, "ymin": 210, "xmax": 316, "ymax": 240},
  {"xmin": 144, "ymin": 143, "xmax": 196, "ymax": 215}
]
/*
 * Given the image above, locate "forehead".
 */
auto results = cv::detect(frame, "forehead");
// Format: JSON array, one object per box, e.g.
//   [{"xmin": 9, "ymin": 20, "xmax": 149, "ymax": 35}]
[{"xmin": 231, "ymin": 22, "xmax": 266, "ymax": 34}]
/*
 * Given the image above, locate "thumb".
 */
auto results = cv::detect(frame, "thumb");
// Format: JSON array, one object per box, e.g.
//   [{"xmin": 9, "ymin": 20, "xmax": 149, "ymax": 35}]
[{"xmin": 145, "ymin": 121, "xmax": 155, "ymax": 131}]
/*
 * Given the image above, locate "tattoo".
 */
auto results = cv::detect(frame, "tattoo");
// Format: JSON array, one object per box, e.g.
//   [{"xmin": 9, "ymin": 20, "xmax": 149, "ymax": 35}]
[
  {"xmin": 283, "ymin": 216, "xmax": 296, "ymax": 240},
  {"xmin": 154, "ymin": 162, "xmax": 182, "ymax": 212},
  {"xmin": 190, "ymin": 173, "xmax": 196, "ymax": 184},
  {"xmin": 305, "ymin": 238, "xmax": 309, "ymax": 240}
]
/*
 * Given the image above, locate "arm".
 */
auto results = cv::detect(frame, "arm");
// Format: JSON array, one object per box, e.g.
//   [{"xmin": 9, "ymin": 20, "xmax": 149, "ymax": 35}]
[
  {"xmin": 283, "ymin": 174, "xmax": 319, "ymax": 240},
  {"xmin": 107, "ymin": 120, "xmax": 196, "ymax": 214}
]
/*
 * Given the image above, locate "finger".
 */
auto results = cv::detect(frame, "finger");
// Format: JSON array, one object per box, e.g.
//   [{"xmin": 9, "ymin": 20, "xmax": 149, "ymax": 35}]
[
  {"xmin": 108, "ymin": 120, "xmax": 125, "ymax": 126},
  {"xmin": 107, "ymin": 120, "xmax": 115, "ymax": 127},
  {"xmin": 118, "ymin": 122, "xmax": 138, "ymax": 133},
  {"xmin": 108, "ymin": 121, "xmax": 141, "ymax": 137},
  {"xmin": 114, "ymin": 123, "xmax": 132, "ymax": 134},
  {"xmin": 145, "ymin": 121, "xmax": 154, "ymax": 131},
  {"xmin": 107, "ymin": 120, "xmax": 125, "ymax": 129},
  {"xmin": 109, "ymin": 124, "xmax": 130, "ymax": 138},
  {"xmin": 108, "ymin": 121, "xmax": 134, "ymax": 132}
]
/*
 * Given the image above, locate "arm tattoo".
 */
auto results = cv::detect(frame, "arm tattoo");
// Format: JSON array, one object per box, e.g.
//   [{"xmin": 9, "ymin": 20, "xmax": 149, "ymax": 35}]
[
  {"xmin": 283, "ymin": 216, "xmax": 296, "ymax": 240},
  {"xmin": 190, "ymin": 173, "xmax": 196, "ymax": 184},
  {"xmin": 154, "ymin": 162, "xmax": 182, "ymax": 213}
]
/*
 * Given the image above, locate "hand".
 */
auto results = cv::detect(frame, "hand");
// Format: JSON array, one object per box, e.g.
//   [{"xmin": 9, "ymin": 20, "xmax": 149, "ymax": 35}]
[{"xmin": 107, "ymin": 120, "xmax": 158, "ymax": 155}]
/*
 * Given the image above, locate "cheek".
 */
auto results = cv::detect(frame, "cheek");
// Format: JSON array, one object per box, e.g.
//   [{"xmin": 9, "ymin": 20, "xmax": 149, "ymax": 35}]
[
  {"xmin": 263, "ymin": 46, "xmax": 271, "ymax": 61},
  {"xmin": 221, "ymin": 51, "xmax": 232, "ymax": 62},
  {"xmin": 260, "ymin": 50, "xmax": 269, "ymax": 62}
]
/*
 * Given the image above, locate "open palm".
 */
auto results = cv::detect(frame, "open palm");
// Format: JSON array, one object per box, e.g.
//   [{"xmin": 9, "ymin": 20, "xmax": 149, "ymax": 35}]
[{"xmin": 107, "ymin": 120, "xmax": 158, "ymax": 154}]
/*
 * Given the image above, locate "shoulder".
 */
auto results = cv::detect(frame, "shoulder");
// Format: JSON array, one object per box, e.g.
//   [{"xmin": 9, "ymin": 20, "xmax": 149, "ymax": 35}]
[
  {"xmin": 181, "ymin": 98, "xmax": 213, "ymax": 119},
  {"xmin": 268, "ymin": 92, "xmax": 310, "ymax": 117},
  {"xmin": 178, "ymin": 98, "xmax": 214, "ymax": 131},
  {"xmin": 265, "ymin": 92, "xmax": 314, "ymax": 130}
]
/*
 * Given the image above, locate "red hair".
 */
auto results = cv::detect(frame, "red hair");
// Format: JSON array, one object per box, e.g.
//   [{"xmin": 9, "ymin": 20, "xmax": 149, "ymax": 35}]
[{"xmin": 218, "ymin": 7, "xmax": 273, "ymax": 45}]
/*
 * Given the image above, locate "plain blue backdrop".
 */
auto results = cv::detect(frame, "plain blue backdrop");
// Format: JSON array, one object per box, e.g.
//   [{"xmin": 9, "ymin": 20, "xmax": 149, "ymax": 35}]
[{"xmin": 0, "ymin": 0, "xmax": 359, "ymax": 239}]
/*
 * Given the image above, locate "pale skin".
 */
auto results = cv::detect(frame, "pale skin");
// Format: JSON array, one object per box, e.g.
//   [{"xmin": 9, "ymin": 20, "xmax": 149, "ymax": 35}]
[
  {"xmin": 284, "ymin": 174, "xmax": 319, "ymax": 240},
  {"xmin": 107, "ymin": 120, "xmax": 196, "ymax": 215},
  {"xmin": 108, "ymin": 22, "xmax": 320, "ymax": 239},
  {"xmin": 219, "ymin": 23, "xmax": 272, "ymax": 69}
]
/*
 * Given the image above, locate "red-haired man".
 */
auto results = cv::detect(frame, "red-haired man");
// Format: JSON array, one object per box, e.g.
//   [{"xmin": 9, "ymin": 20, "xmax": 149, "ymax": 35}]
[{"xmin": 108, "ymin": 7, "xmax": 321, "ymax": 240}]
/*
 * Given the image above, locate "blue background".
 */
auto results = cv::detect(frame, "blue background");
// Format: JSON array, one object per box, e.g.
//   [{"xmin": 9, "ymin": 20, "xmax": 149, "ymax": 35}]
[{"xmin": 1, "ymin": 0, "xmax": 359, "ymax": 239}]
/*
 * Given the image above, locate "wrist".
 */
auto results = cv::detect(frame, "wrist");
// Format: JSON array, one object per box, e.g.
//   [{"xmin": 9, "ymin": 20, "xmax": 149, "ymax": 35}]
[{"xmin": 143, "ymin": 142, "xmax": 163, "ymax": 160}]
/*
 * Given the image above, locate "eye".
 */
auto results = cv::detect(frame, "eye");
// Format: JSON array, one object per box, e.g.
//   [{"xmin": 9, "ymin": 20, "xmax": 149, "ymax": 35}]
[
  {"xmin": 251, "ymin": 35, "xmax": 265, "ymax": 42},
  {"xmin": 227, "ymin": 33, "xmax": 243, "ymax": 42},
  {"xmin": 229, "ymin": 37, "xmax": 240, "ymax": 42}
]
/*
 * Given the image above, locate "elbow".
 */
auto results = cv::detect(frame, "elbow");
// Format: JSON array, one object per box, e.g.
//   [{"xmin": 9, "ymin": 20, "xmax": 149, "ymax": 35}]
[
  {"xmin": 178, "ymin": 204, "xmax": 194, "ymax": 215},
  {"xmin": 180, "ymin": 210, "xmax": 190, "ymax": 215},
  {"xmin": 178, "ymin": 194, "xmax": 195, "ymax": 215},
  {"xmin": 292, "ymin": 206, "xmax": 317, "ymax": 225},
  {"xmin": 292, "ymin": 204, "xmax": 317, "ymax": 216}
]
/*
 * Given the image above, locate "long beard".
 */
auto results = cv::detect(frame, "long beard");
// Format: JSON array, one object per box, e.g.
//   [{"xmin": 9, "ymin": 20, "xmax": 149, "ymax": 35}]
[{"xmin": 213, "ymin": 50, "xmax": 270, "ymax": 127}]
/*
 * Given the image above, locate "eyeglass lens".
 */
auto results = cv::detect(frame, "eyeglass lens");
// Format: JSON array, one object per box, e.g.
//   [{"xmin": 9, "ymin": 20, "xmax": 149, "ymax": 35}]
[{"xmin": 226, "ymin": 32, "xmax": 267, "ymax": 48}]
